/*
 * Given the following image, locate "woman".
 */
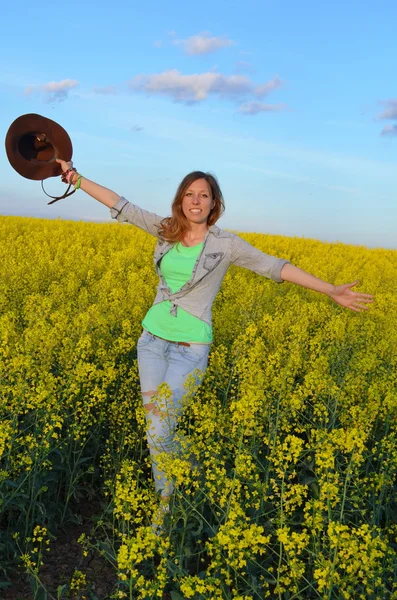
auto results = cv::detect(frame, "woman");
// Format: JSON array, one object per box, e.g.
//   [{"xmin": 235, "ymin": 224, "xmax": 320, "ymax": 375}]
[{"xmin": 56, "ymin": 160, "xmax": 374, "ymax": 513}]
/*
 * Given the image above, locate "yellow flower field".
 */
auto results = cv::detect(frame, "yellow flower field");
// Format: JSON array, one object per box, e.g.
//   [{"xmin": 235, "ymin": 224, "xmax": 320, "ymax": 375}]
[{"xmin": 0, "ymin": 215, "xmax": 396, "ymax": 599}]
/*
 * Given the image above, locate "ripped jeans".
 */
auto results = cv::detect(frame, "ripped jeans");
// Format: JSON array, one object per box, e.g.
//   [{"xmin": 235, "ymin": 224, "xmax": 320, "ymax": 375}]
[{"xmin": 137, "ymin": 329, "xmax": 210, "ymax": 498}]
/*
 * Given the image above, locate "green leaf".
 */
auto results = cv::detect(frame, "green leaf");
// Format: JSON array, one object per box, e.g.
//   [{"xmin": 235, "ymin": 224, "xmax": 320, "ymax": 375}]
[
  {"xmin": 35, "ymin": 587, "xmax": 48, "ymax": 600},
  {"xmin": 4, "ymin": 480, "xmax": 19, "ymax": 488},
  {"xmin": 57, "ymin": 584, "xmax": 68, "ymax": 598},
  {"xmin": 170, "ymin": 592, "xmax": 186, "ymax": 600},
  {"xmin": 76, "ymin": 456, "xmax": 94, "ymax": 465}
]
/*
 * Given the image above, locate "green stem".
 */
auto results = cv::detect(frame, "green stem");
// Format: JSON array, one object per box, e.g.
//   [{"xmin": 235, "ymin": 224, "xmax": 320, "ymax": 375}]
[
  {"xmin": 326, "ymin": 455, "xmax": 354, "ymax": 600},
  {"xmin": 276, "ymin": 474, "xmax": 285, "ymax": 600}
]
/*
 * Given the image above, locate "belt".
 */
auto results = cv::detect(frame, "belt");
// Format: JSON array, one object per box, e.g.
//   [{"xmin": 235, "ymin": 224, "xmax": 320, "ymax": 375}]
[{"xmin": 150, "ymin": 332, "xmax": 190, "ymax": 347}]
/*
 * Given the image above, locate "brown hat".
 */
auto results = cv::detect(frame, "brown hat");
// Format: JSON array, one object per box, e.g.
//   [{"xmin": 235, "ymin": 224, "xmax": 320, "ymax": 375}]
[{"xmin": 5, "ymin": 113, "xmax": 73, "ymax": 181}]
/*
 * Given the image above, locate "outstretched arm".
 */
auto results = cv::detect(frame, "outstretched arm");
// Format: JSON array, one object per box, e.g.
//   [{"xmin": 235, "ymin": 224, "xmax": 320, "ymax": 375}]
[
  {"xmin": 56, "ymin": 159, "xmax": 119, "ymax": 208},
  {"xmin": 56, "ymin": 158, "xmax": 164, "ymax": 237},
  {"xmin": 280, "ymin": 263, "xmax": 374, "ymax": 313}
]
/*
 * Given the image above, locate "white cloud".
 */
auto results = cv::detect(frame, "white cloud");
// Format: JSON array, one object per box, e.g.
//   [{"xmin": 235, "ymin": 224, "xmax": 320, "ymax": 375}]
[
  {"xmin": 377, "ymin": 99, "xmax": 397, "ymax": 137},
  {"xmin": 174, "ymin": 32, "xmax": 234, "ymax": 55},
  {"xmin": 378, "ymin": 99, "xmax": 397, "ymax": 120},
  {"xmin": 25, "ymin": 79, "xmax": 78, "ymax": 102},
  {"xmin": 381, "ymin": 124, "xmax": 397, "ymax": 137},
  {"xmin": 128, "ymin": 70, "xmax": 283, "ymax": 105},
  {"xmin": 254, "ymin": 76, "xmax": 283, "ymax": 97},
  {"xmin": 238, "ymin": 101, "xmax": 287, "ymax": 115}
]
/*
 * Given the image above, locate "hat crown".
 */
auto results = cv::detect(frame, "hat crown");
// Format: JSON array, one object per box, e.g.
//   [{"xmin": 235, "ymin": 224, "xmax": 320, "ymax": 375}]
[{"xmin": 18, "ymin": 132, "xmax": 55, "ymax": 164}]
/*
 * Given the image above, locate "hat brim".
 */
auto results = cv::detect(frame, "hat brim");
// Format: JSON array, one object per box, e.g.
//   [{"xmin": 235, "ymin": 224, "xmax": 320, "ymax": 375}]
[{"xmin": 5, "ymin": 113, "xmax": 73, "ymax": 180}]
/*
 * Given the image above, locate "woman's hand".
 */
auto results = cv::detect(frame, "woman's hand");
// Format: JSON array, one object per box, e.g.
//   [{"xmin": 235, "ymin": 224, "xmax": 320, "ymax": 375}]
[
  {"xmin": 329, "ymin": 281, "xmax": 374, "ymax": 313},
  {"xmin": 56, "ymin": 158, "xmax": 73, "ymax": 173}
]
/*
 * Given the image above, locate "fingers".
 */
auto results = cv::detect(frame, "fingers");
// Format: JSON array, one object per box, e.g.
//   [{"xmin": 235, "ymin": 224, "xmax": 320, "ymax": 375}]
[
  {"xmin": 352, "ymin": 292, "xmax": 374, "ymax": 301},
  {"xmin": 55, "ymin": 158, "xmax": 73, "ymax": 174},
  {"xmin": 352, "ymin": 301, "xmax": 372, "ymax": 311},
  {"xmin": 349, "ymin": 306, "xmax": 360, "ymax": 312}
]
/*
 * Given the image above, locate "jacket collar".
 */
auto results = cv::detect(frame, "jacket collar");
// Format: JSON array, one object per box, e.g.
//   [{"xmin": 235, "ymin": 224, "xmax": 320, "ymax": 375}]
[
  {"xmin": 207, "ymin": 223, "xmax": 231, "ymax": 238},
  {"xmin": 158, "ymin": 223, "xmax": 226, "ymax": 249}
]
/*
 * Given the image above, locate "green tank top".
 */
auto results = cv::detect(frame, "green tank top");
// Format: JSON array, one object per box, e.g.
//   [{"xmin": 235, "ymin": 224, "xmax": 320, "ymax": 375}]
[{"xmin": 142, "ymin": 241, "xmax": 213, "ymax": 343}]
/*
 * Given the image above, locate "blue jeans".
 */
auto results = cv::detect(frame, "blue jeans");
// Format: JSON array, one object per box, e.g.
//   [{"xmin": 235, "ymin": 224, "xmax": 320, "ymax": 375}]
[{"xmin": 137, "ymin": 329, "xmax": 210, "ymax": 497}]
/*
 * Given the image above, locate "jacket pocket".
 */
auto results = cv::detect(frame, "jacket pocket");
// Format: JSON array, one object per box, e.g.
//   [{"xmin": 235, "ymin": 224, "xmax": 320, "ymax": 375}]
[{"xmin": 203, "ymin": 252, "xmax": 224, "ymax": 272}]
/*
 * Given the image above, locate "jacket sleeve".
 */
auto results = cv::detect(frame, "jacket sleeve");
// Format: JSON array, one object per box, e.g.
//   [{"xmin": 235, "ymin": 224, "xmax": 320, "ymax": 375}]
[
  {"xmin": 110, "ymin": 197, "xmax": 164, "ymax": 237},
  {"xmin": 230, "ymin": 233, "xmax": 290, "ymax": 283}
]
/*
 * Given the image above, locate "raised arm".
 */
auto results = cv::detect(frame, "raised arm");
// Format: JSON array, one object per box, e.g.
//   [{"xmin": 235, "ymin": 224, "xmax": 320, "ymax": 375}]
[
  {"xmin": 56, "ymin": 159, "xmax": 119, "ymax": 208},
  {"xmin": 56, "ymin": 159, "xmax": 164, "ymax": 237}
]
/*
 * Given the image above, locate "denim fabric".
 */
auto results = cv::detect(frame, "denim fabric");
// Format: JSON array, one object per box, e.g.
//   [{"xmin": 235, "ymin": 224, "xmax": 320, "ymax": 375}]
[
  {"xmin": 137, "ymin": 329, "xmax": 210, "ymax": 497},
  {"xmin": 110, "ymin": 198, "xmax": 291, "ymax": 327}
]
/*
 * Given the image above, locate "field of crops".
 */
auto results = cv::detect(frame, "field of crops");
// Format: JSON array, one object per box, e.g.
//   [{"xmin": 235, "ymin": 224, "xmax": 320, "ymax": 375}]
[{"xmin": 1, "ymin": 214, "xmax": 396, "ymax": 599}]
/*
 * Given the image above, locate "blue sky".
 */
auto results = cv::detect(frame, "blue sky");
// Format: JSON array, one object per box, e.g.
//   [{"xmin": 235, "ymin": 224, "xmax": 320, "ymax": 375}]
[{"xmin": 1, "ymin": 0, "xmax": 396, "ymax": 249}]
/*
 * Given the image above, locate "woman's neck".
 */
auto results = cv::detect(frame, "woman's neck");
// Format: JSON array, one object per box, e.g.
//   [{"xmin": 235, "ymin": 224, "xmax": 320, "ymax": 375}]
[
  {"xmin": 185, "ymin": 223, "xmax": 208, "ymax": 241},
  {"xmin": 184, "ymin": 222, "xmax": 208, "ymax": 244}
]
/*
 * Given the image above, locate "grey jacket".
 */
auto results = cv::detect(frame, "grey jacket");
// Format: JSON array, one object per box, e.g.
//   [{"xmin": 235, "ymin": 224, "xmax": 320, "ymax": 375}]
[{"xmin": 110, "ymin": 197, "xmax": 291, "ymax": 327}]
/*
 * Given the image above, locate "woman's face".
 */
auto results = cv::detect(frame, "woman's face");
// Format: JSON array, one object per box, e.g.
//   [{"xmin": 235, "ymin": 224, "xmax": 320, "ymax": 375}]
[{"xmin": 181, "ymin": 178, "xmax": 215, "ymax": 225}]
